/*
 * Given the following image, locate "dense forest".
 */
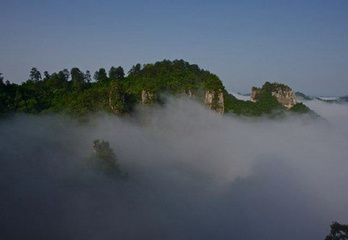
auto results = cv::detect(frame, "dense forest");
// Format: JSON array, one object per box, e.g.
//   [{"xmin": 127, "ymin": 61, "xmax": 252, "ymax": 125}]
[{"xmin": 0, "ymin": 59, "xmax": 309, "ymax": 119}]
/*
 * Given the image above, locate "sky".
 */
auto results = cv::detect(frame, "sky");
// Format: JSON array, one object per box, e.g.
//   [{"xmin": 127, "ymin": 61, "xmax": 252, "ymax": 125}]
[{"xmin": 1, "ymin": 0, "xmax": 348, "ymax": 96}]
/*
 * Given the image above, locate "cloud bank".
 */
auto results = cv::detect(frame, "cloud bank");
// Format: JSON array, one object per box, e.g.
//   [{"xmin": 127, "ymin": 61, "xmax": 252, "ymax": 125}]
[{"xmin": 1, "ymin": 97, "xmax": 347, "ymax": 240}]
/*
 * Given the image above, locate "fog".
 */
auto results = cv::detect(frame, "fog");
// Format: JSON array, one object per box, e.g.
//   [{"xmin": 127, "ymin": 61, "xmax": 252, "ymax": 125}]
[{"xmin": 1, "ymin": 97, "xmax": 348, "ymax": 240}]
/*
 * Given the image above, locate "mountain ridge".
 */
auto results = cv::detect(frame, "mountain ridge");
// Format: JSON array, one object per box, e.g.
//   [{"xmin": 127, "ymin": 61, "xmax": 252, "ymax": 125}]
[{"xmin": 0, "ymin": 59, "xmax": 311, "ymax": 118}]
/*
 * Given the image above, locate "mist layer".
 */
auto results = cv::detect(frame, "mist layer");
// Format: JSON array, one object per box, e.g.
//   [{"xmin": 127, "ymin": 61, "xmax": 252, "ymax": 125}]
[{"xmin": 1, "ymin": 98, "xmax": 347, "ymax": 240}]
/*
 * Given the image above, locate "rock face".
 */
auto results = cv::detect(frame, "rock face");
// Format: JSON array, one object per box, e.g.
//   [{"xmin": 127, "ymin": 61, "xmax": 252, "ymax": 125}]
[
  {"xmin": 183, "ymin": 89, "xmax": 195, "ymax": 98},
  {"xmin": 109, "ymin": 83, "xmax": 126, "ymax": 115},
  {"xmin": 204, "ymin": 90, "xmax": 224, "ymax": 115},
  {"xmin": 251, "ymin": 82, "xmax": 297, "ymax": 109},
  {"xmin": 272, "ymin": 89, "xmax": 296, "ymax": 108},
  {"xmin": 250, "ymin": 89, "xmax": 261, "ymax": 103},
  {"xmin": 139, "ymin": 89, "xmax": 224, "ymax": 114},
  {"xmin": 141, "ymin": 90, "xmax": 156, "ymax": 104}
]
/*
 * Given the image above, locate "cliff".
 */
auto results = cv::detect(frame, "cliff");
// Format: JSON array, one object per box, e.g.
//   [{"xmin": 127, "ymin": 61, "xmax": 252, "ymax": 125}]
[
  {"xmin": 141, "ymin": 90, "xmax": 156, "ymax": 104},
  {"xmin": 251, "ymin": 82, "xmax": 297, "ymax": 109},
  {"xmin": 1, "ymin": 59, "xmax": 310, "ymax": 118},
  {"xmin": 124, "ymin": 59, "xmax": 226, "ymax": 114},
  {"xmin": 109, "ymin": 83, "xmax": 126, "ymax": 115},
  {"xmin": 204, "ymin": 90, "xmax": 224, "ymax": 115},
  {"xmin": 139, "ymin": 89, "xmax": 224, "ymax": 114}
]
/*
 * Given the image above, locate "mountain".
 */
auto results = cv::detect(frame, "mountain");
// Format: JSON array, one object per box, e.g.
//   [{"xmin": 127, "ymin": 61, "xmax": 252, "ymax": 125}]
[
  {"xmin": 316, "ymin": 96, "xmax": 348, "ymax": 103},
  {"xmin": 0, "ymin": 60, "xmax": 311, "ymax": 118},
  {"xmin": 295, "ymin": 92, "xmax": 313, "ymax": 101},
  {"xmin": 224, "ymin": 82, "xmax": 311, "ymax": 116},
  {"xmin": 251, "ymin": 82, "xmax": 297, "ymax": 109}
]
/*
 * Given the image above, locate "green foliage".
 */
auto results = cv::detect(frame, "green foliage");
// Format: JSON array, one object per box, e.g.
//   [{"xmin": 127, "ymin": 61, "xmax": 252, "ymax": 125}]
[
  {"xmin": 261, "ymin": 81, "xmax": 291, "ymax": 92},
  {"xmin": 29, "ymin": 67, "xmax": 42, "ymax": 82},
  {"xmin": 224, "ymin": 91, "xmax": 285, "ymax": 116},
  {"xmin": 203, "ymin": 74, "xmax": 223, "ymax": 91},
  {"xmin": 295, "ymin": 92, "xmax": 312, "ymax": 100},
  {"xmin": 86, "ymin": 139, "xmax": 127, "ymax": 177},
  {"xmin": 0, "ymin": 73, "xmax": 4, "ymax": 84},
  {"xmin": 125, "ymin": 59, "xmax": 224, "ymax": 99},
  {"xmin": 0, "ymin": 80, "xmax": 17, "ymax": 114},
  {"xmin": 65, "ymin": 87, "xmax": 109, "ymax": 116},
  {"xmin": 252, "ymin": 82, "xmax": 292, "ymax": 102},
  {"xmin": 290, "ymin": 102, "xmax": 310, "ymax": 113},
  {"xmin": 3, "ymin": 60, "xmax": 223, "ymax": 117},
  {"xmin": 0, "ymin": 61, "xmax": 310, "ymax": 118},
  {"xmin": 254, "ymin": 90, "xmax": 284, "ymax": 114},
  {"xmin": 128, "ymin": 63, "xmax": 141, "ymax": 75},
  {"xmin": 109, "ymin": 81, "xmax": 132, "ymax": 115},
  {"xmin": 94, "ymin": 68, "xmax": 109, "ymax": 84},
  {"xmin": 325, "ymin": 222, "xmax": 348, "ymax": 240},
  {"xmin": 109, "ymin": 66, "xmax": 125, "ymax": 80},
  {"xmin": 225, "ymin": 81, "xmax": 310, "ymax": 117},
  {"xmin": 70, "ymin": 67, "xmax": 87, "ymax": 91}
]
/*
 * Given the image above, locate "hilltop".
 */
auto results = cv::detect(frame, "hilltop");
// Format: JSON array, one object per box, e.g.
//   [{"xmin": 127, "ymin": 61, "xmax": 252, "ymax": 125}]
[{"xmin": 0, "ymin": 60, "xmax": 310, "ymax": 118}]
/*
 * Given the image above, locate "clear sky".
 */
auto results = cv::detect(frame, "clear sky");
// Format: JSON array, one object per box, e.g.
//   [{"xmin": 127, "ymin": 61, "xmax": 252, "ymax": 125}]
[{"xmin": 1, "ymin": 0, "xmax": 348, "ymax": 96}]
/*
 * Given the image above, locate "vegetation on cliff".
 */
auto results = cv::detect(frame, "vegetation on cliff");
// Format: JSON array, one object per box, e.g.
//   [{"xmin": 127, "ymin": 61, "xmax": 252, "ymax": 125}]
[
  {"xmin": 290, "ymin": 102, "xmax": 311, "ymax": 113},
  {"xmin": 247, "ymin": 82, "xmax": 310, "ymax": 115},
  {"xmin": 224, "ymin": 91, "xmax": 285, "ymax": 116},
  {"xmin": 85, "ymin": 139, "xmax": 127, "ymax": 177},
  {"xmin": 295, "ymin": 92, "xmax": 313, "ymax": 101},
  {"xmin": 0, "ymin": 60, "xmax": 225, "ymax": 118},
  {"xmin": 126, "ymin": 59, "xmax": 223, "ymax": 97},
  {"xmin": 0, "ymin": 60, "xmax": 310, "ymax": 118}
]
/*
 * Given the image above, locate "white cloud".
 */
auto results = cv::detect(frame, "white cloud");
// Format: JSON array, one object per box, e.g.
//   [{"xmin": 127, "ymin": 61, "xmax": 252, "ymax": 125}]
[{"xmin": 0, "ymin": 98, "xmax": 347, "ymax": 239}]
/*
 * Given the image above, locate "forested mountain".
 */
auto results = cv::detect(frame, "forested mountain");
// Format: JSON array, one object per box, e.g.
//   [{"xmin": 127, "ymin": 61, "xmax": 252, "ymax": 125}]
[{"xmin": 0, "ymin": 59, "xmax": 309, "ymax": 118}]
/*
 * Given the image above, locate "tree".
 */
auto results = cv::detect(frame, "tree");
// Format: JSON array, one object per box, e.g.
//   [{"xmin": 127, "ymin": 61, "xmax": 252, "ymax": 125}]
[
  {"xmin": 46, "ymin": 73, "xmax": 63, "ymax": 90},
  {"xmin": 70, "ymin": 67, "xmax": 85, "ymax": 83},
  {"xmin": 85, "ymin": 70, "xmax": 92, "ymax": 83},
  {"xmin": 0, "ymin": 72, "xmax": 9, "ymax": 113},
  {"xmin": 109, "ymin": 66, "xmax": 117, "ymax": 79},
  {"xmin": 86, "ymin": 139, "xmax": 125, "ymax": 176},
  {"xmin": 0, "ymin": 73, "xmax": 4, "ymax": 85},
  {"xmin": 290, "ymin": 102, "xmax": 310, "ymax": 113},
  {"xmin": 43, "ymin": 71, "xmax": 51, "ymax": 81},
  {"xmin": 94, "ymin": 68, "xmax": 108, "ymax": 83},
  {"xmin": 58, "ymin": 69, "xmax": 70, "ymax": 82},
  {"xmin": 325, "ymin": 222, "xmax": 348, "ymax": 240},
  {"xmin": 128, "ymin": 63, "xmax": 141, "ymax": 75},
  {"xmin": 109, "ymin": 66, "xmax": 125, "ymax": 80},
  {"xmin": 29, "ymin": 67, "xmax": 42, "ymax": 82},
  {"xmin": 109, "ymin": 81, "xmax": 127, "ymax": 115},
  {"xmin": 70, "ymin": 67, "xmax": 86, "ymax": 91}
]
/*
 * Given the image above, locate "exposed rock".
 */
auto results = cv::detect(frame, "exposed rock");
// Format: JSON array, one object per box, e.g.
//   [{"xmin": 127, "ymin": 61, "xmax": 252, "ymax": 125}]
[
  {"xmin": 140, "ymin": 88, "xmax": 224, "ymax": 114},
  {"xmin": 141, "ymin": 90, "xmax": 156, "ymax": 104},
  {"xmin": 204, "ymin": 89, "xmax": 224, "ymax": 115},
  {"xmin": 109, "ymin": 83, "xmax": 126, "ymax": 115},
  {"xmin": 272, "ymin": 89, "xmax": 297, "ymax": 108},
  {"xmin": 251, "ymin": 82, "xmax": 297, "ymax": 109},
  {"xmin": 184, "ymin": 89, "xmax": 195, "ymax": 98}
]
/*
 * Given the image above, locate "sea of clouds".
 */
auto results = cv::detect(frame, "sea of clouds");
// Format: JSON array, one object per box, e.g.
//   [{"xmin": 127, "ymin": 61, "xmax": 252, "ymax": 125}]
[{"xmin": 0, "ymin": 97, "xmax": 347, "ymax": 240}]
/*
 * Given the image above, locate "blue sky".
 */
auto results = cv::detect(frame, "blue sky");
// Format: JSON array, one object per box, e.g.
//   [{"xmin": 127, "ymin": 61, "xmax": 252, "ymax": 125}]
[{"xmin": 1, "ymin": 0, "xmax": 348, "ymax": 96}]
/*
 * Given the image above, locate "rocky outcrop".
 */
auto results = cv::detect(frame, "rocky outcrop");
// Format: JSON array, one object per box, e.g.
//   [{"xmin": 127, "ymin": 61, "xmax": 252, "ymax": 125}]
[
  {"xmin": 182, "ymin": 89, "xmax": 195, "ymax": 98},
  {"xmin": 250, "ymin": 88, "xmax": 261, "ymax": 103},
  {"xmin": 272, "ymin": 89, "xmax": 296, "ymax": 108},
  {"xmin": 204, "ymin": 90, "xmax": 224, "ymax": 115},
  {"xmin": 251, "ymin": 82, "xmax": 297, "ymax": 109},
  {"xmin": 141, "ymin": 90, "xmax": 156, "ymax": 104},
  {"xmin": 139, "ymin": 89, "xmax": 224, "ymax": 114},
  {"xmin": 109, "ymin": 83, "xmax": 126, "ymax": 115}
]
